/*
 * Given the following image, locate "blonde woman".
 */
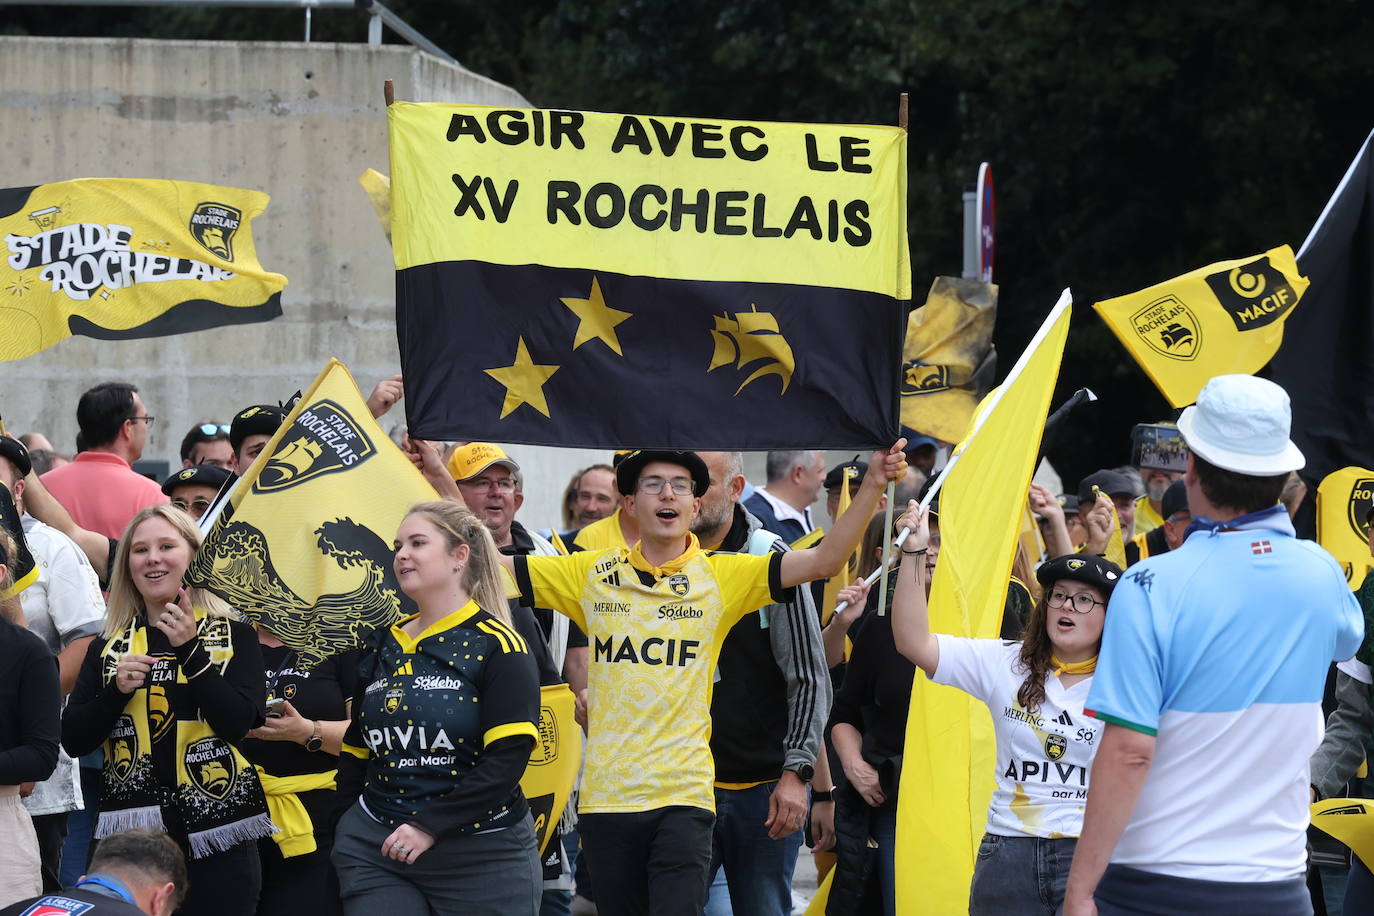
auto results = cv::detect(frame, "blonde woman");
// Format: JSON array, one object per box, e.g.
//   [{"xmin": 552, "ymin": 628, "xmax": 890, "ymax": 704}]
[
  {"xmin": 62, "ymin": 505, "xmax": 272, "ymax": 916},
  {"xmin": 332, "ymin": 502, "xmax": 541, "ymax": 916},
  {"xmin": 0, "ymin": 527, "xmax": 60, "ymax": 907}
]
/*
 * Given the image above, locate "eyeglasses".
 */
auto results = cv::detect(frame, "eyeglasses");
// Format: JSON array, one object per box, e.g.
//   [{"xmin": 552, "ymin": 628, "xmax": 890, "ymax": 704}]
[
  {"xmin": 126, "ymin": 416, "xmax": 156, "ymax": 427},
  {"xmin": 462, "ymin": 477, "xmax": 517, "ymax": 493},
  {"xmin": 1046, "ymin": 589, "xmax": 1104, "ymax": 614},
  {"xmin": 171, "ymin": 497, "xmax": 213, "ymax": 518},
  {"xmin": 197, "ymin": 423, "xmax": 230, "ymax": 436},
  {"xmin": 638, "ymin": 476, "xmax": 693, "ymax": 496}
]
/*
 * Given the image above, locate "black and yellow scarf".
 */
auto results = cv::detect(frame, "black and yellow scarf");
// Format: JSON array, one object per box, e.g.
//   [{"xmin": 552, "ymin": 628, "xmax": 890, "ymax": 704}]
[{"xmin": 97, "ymin": 610, "xmax": 275, "ymax": 858}]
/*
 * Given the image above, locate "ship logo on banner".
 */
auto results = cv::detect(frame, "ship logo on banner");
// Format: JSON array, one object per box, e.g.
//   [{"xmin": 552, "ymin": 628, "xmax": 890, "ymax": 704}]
[
  {"xmin": 253, "ymin": 400, "xmax": 377, "ymax": 494},
  {"xmin": 189, "ymin": 202, "xmax": 242, "ymax": 261},
  {"xmin": 1130, "ymin": 295, "xmax": 1201, "ymax": 361},
  {"xmin": 707, "ymin": 306, "xmax": 794, "ymax": 395}
]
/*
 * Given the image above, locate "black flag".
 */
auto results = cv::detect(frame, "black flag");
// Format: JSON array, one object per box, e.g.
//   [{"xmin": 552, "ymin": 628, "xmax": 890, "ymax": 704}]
[{"xmin": 1270, "ymin": 129, "xmax": 1374, "ymax": 527}]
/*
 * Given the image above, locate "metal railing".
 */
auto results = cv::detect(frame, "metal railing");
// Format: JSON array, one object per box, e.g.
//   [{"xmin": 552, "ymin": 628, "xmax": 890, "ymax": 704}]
[{"xmin": 6, "ymin": 0, "xmax": 461, "ymax": 67}]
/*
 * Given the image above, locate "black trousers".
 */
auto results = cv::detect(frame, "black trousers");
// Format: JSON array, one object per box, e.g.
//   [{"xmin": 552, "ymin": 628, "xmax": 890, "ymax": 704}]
[
  {"xmin": 180, "ymin": 840, "xmax": 261, "ymax": 916},
  {"xmin": 31, "ymin": 812, "xmax": 68, "ymax": 892},
  {"xmin": 578, "ymin": 807, "xmax": 714, "ymax": 916},
  {"xmin": 256, "ymin": 789, "xmax": 342, "ymax": 916}
]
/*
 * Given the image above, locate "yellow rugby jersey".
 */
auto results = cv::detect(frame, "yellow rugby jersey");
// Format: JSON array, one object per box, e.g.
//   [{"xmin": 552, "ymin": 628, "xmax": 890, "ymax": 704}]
[
  {"xmin": 514, "ymin": 534, "xmax": 785, "ymax": 814},
  {"xmin": 568, "ymin": 508, "xmax": 630, "ymax": 551}
]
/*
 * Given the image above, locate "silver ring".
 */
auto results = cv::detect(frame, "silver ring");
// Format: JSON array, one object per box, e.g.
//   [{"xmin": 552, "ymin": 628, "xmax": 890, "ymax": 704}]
[{"xmin": 395, "ymin": 846, "xmax": 408, "ymax": 854}]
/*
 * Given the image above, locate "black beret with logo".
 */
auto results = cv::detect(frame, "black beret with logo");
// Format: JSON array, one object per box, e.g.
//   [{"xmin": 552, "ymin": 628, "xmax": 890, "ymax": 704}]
[
  {"xmin": 614, "ymin": 449, "xmax": 710, "ymax": 497},
  {"xmin": 0, "ymin": 436, "xmax": 32, "ymax": 478},
  {"xmin": 229, "ymin": 404, "xmax": 286, "ymax": 452},
  {"xmin": 824, "ymin": 456, "xmax": 867, "ymax": 491},
  {"xmin": 1036, "ymin": 553, "xmax": 1124, "ymax": 597},
  {"xmin": 161, "ymin": 464, "xmax": 233, "ymax": 497}
]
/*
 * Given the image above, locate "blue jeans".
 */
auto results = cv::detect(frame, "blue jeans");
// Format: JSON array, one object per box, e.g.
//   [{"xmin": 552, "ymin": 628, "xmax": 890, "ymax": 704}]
[
  {"xmin": 705, "ymin": 782, "xmax": 805, "ymax": 916},
  {"xmin": 969, "ymin": 833, "xmax": 1076, "ymax": 916}
]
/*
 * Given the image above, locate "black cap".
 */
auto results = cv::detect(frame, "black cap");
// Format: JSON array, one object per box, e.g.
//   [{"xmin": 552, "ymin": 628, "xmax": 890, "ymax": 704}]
[
  {"xmin": 1058, "ymin": 494, "xmax": 1080, "ymax": 515},
  {"xmin": 915, "ymin": 475, "xmax": 940, "ymax": 519},
  {"xmin": 1161, "ymin": 479, "xmax": 1189, "ymax": 520},
  {"xmin": 1036, "ymin": 553, "xmax": 1124, "ymax": 597},
  {"xmin": 0, "ymin": 436, "xmax": 31, "ymax": 478},
  {"xmin": 1077, "ymin": 469, "xmax": 1137, "ymax": 505},
  {"xmin": 824, "ymin": 455, "xmax": 867, "ymax": 490},
  {"xmin": 229, "ymin": 405, "xmax": 286, "ymax": 453},
  {"xmin": 161, "ymin": 464, "xmax": 233, "ymax": 496},
  {"xmin": 614, "ymin": 450, "xmax": 710, "ymax": 497}
]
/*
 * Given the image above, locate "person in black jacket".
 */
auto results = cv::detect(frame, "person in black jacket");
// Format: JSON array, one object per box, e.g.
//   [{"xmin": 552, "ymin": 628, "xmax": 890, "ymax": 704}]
[
  {"xmin": 62, "ymin": 506, "xmax": 271, "ymax": 916},
  {"xmin": 0, "ymin": 829, "xmax": 187, "ymax": 916},
  {"xmin": 0, "ymin": 526, "xmax": 61, "ymax": 908}
]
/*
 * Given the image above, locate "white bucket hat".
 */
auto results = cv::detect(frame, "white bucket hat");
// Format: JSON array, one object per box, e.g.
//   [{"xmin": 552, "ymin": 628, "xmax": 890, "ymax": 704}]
[{"xmin": 1177, "ymin": 375, "xmax": 1305, "ymax": 475}]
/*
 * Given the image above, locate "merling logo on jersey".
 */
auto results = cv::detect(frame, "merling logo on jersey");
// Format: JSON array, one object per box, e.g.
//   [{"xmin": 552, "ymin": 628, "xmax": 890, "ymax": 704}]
[{"xmin": 594, "ymin": 634, "xmax": 701, "ymax": 667}]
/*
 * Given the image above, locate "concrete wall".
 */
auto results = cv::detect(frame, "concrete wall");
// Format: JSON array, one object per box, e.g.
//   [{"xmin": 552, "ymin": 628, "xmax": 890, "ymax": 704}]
[{"xmin": 0, "ymin": 35, "xmax": 621, "ymax": 527}]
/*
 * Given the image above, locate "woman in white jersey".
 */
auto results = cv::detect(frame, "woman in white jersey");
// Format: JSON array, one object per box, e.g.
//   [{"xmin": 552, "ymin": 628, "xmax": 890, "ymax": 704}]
[{"xmin": 888, "ymin": 500, "xmax": 1122, "ymax": 915}]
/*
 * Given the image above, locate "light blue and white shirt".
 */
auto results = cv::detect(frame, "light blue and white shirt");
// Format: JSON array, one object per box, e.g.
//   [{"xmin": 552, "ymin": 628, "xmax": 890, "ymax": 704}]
[{"xmin": 1086, "ymin": 505, "xmax": 1363, "ymax": 882}]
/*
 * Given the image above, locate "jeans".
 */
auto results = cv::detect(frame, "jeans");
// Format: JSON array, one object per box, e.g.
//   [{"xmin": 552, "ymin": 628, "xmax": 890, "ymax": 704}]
[
  {"xmin": 870, "ymin": 804, "xmax": 898, "ymax": 916},
  {"xmin": 332, "ymin": 804, "xmax": 541, "ymax": 916},
  {"xmin": 705, "ymin": 782, "xmax": 804, "ymax": 916},
  {"xmin": 1345, "ymin": 856, "xmax": 1374, "ymax": 915},
  {"xmin": 59, "ymin": 760, "xmax": 102, "ymax": 886},
  {"xmin": 578, "ymin": 806, "xmax": 715, "ymax": 916},
  {"xmin": 969, "ymin": 833, "xmax": 1076, "ymax": 916}
]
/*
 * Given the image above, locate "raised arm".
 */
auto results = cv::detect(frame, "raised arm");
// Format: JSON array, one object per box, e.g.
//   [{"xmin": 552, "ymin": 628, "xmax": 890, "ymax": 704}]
[
  {"xmin": 888, "ymin": 501, "xmax": 940, "ymax": 677},
  {"xmin": 780, "ymin": 441, "xmax": 907, "ymax": 588},
  {"xmin": 1029, "ymin": 483, "xmax": 1074, "ymax": 559}
]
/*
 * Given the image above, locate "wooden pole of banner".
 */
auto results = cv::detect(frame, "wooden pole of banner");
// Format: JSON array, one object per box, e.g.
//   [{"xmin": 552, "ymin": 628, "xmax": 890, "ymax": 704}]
[
  {"xmin": 384, "ymin": 79, "xmax": 395, "ymax": 106},
  {"xmin": 877, "ymin": 92, "xmax": 909, "ymax": 616}
]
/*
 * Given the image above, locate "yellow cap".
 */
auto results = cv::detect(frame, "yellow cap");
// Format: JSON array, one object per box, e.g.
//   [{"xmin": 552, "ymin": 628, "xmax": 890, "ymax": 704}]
[{"xmin": 447, "ymin": 442, "xmax": 519, "ymax": 481}]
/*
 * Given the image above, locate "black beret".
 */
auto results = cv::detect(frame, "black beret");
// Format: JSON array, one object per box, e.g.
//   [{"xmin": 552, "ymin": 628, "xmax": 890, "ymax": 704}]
[
  {"xmin": 161, "ymin": 464, "xmax": 233, "ymax": 496},
  {"xmin": 614, "ymin": 450, "xmax": 710, "ymax": 497},
  {"xmin": 0, "ymin": 436, "xmax": 31, "ymax": 478},
  {"xmin": 1036, "ymin": 553, "xmax": 1124, "ymax": 597},
  {"xmin": 1058, "ymin": 494, "xmax": 1080, "ymax": 515},
  {"xmin": 824, "ymin": 456, "xmax": 867, "ymax": 491},
  {"xmin": 229, "ymin": 405, "xmax": 286, "ymax": 452},
  {"xmin": 1077, "ymin": 469, "xmax": 1137, "ymax": 505}
]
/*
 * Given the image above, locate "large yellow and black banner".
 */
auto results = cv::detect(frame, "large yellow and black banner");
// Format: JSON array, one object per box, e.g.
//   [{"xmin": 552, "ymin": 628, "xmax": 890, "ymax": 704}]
[
  {"xmin": 187, "ymin": 359, "xmax": 435, "ymax": 670},
  {"xmin": 0, "ymin": 179, "xmax": 286, "ymax": 362},
  {"xmin": 389, "ymin": 102, "xmax": 909, "ymax": 448},
  {"xmin": 1094, "ymin": 245, "xmax": 1308, "ymax": 408},
  {"xmin": 900, "ymin": 276, "xmax": 998, "ymax": 444}
]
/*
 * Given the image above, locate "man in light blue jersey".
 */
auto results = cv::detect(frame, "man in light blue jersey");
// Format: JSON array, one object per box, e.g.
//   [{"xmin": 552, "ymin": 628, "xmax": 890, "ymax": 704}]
[{"xmin": 1064, "ymin": 375, "xmax": 1364, "ymax": 916}]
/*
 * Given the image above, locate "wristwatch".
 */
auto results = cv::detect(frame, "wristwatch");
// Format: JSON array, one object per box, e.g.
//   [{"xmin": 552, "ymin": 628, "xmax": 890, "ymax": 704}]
[
  {"xmin": 304, "ymin": 721, "xmax": 323, "ymax": 753},
  {"xmin": 785, "ymin": 763, "xmax": 814, "ymax": 783}
]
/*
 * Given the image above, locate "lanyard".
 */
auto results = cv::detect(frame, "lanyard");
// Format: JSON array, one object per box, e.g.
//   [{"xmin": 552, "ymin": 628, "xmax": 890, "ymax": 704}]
[{"xmin": 76, "ymin": 873, "xmax": 137, "ymax": 905}]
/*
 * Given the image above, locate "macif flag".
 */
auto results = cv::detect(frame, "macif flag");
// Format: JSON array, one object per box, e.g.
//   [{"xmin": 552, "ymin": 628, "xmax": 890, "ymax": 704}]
[
  {"xmin": 186, "ymin": 359, "xmax": 434, "ymax": 670},
  {"xmin": 900, "ymin": 276, "xmax": 998, "ymax": 444},
  {"xmin": 0, "ymin": 179, "xmax": 286, "ymax": 362},
  {"xmin": 388, "ymin": 102, "xmax": 909, "ymax": 449},
  {"xmin": 895, "ymin": 292, "xmax": 1072, "ymax": 915},
  {"xmin": 1271, "ymin": 129, "xmax": 1374, "ymax": 494},
  {"xmin": 1094, "ymin": 245, "xmax": 1309, "ymax": 408}
]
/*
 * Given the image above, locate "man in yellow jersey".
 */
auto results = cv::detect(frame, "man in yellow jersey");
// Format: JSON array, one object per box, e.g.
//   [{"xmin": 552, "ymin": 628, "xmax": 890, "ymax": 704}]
[{"xmin": 505, "ymin": 443, "xmax": 906, "ymax": 916}]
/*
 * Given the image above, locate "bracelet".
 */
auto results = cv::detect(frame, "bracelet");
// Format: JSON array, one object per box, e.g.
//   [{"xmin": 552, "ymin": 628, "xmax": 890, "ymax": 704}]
[
  {"xmin": 901, "ymin": 548, "xmax": 927, "ymax": 556},
  {"xmin": 184, "ymin": 659, "xmax": 214, "ymax": 680},
  {"xmin": 811, "ymin": 790, "xmax": 833, "ymax": 802}
]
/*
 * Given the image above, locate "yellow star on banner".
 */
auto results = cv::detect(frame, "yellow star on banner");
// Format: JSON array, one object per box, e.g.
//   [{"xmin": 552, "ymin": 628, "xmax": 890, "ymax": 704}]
[
  {"xmin": 561, "ymin": 276, "xmax": 632, "ymax": 355},
  {"xmin": 484, "ymin": 337, "xmax": 561, "ymax": 419}
]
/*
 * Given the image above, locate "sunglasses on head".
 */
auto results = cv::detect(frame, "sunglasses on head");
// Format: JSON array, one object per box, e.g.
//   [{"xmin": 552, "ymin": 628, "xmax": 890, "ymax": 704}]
[{"xmin": 198, "ymin": 423, "xmax": 230, "ymax": 436}]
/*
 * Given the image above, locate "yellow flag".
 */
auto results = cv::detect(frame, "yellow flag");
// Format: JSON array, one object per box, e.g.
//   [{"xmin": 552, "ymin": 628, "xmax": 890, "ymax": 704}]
[
  {"xmin": 1094, "ymin": 245, "xmax": 1308, "ymax": 408},
  {"xmin": 803, "ymin": 869, "xmax": 834, "ymax": 915},
  {"xmin": 0, "ymin": 178, "xmax": 286, "ymax": 362},
  {"xmin": 186, "ymin": 358, "xmax": 436, "ymax": 670},
  {"xmin": 1317, "ymin": 467, "xmax": 1374, "ymax": 590},
  {"xmin": 900, "ymin": 276, "xmax": 998, "ymax": 443},
  {"xmin": 1312, "ymin": 798, "xmax": 1374, "ymax": 871},
  {"xmin": 525, "ymin": 684, "xmax": 583, "ymax": 856},
  {"xmin": 1094, "ymin": 487, "xmax": 1129, "ymax": 570},
  {"xmin": 895, "ymin": 294, "xmax": 1071, "ymax": 915},
  {"xmin": 819, "ymin": 465, "xmax": 860, "ymax": 626},
  {"xmin": 358, "ymin": 168, "xmax": 392, "ymax": 242}
]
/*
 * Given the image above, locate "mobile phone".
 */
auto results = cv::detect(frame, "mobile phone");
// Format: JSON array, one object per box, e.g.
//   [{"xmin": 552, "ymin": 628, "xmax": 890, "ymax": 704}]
[
  {"xmin": 266, "ymin": 697, "xmax": 286, "ymax": 718},
  {"xmin": 1130, "ymin": 423, "xmax": 1187, "ymax": 473}
]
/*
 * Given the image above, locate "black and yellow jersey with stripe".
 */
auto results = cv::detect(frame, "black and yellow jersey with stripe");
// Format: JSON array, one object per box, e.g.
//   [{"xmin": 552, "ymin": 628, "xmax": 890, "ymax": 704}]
[{"xmin": 341, "ymin": 599, "xmax": 540, "ymax": 834}]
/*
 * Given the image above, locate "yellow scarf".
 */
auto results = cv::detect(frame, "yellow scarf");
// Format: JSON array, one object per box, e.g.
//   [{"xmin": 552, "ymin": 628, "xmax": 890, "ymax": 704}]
[{"xmin": 1051, "ymin": 654, "xmax": 1097, "ymax": 676}]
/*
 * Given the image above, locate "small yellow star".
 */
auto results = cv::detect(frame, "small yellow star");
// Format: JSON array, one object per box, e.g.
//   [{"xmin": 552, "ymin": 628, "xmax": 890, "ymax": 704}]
[
  {"xmin": 561, "ymin": 276, "xmax": 632, "ymax": 356},
  {"xmin": 484, "ymin": 337, "xmax": 561, "ymax": 419}
]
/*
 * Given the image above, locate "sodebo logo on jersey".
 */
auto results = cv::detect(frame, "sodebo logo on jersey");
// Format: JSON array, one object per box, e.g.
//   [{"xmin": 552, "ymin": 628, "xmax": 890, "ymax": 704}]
[{"xmin": 657, "ymin": 604, "xmax": 704, "ymax": 620}]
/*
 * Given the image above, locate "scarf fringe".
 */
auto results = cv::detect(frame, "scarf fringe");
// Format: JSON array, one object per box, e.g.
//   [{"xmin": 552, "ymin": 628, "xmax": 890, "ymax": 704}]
[
  {"xmin": 95, "ymin": 805, "xmax": 164, "ymax": 838},
  {"xmin": 187, "ymin": 813, "xmax": 279, "ymax": 859}
]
